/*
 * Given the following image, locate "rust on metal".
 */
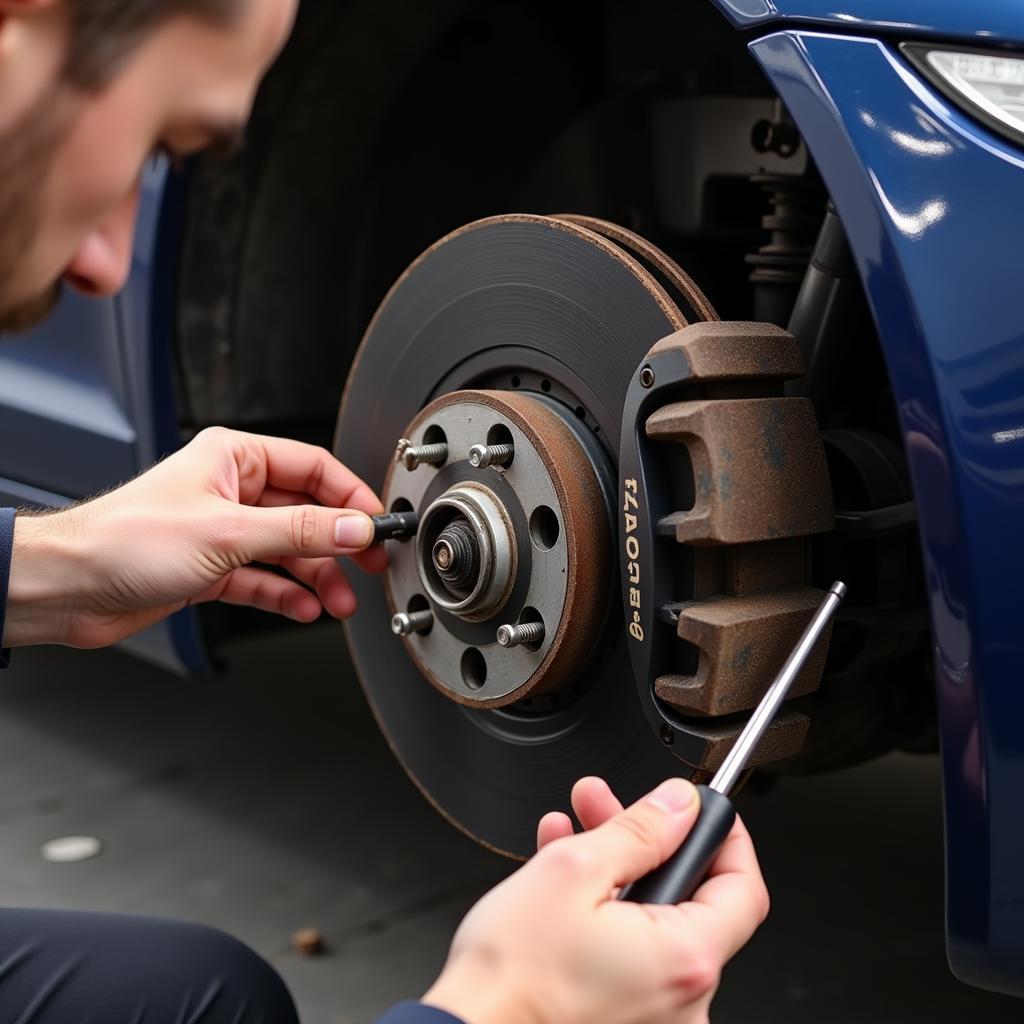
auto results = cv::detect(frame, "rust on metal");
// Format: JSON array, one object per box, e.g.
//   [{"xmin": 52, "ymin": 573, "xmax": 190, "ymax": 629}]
[
  {"xmin": 641, "ymin": 320, "xmax": 835, "ymax": 737},
  {"xmin": 336, "ymin": 213, "xmax": 688, "ymax": 425},
  {"xmin": 647, "ymin": 320, "xmax": 805, "ymax": 382},
  {"xmin": 648, "ymin": 397, "xmax": 832, "ymax": 545},
  {"xmin": 556, "ymin": 214, "xmax": 719, "ymax": 324},
  {"xmin": 719, "ymin": 539, "xmax": 806, "ymax": 595},
  {"xmin": 385, "ymin": 389, "xmax": 610, "ymax": 709},
  {"xmin": 673, "ymin": 709, "xmax": 809, "ymax": 772},
  {"xmin": 363, "ymin": 221, "xmax": 833, "ymax": 787},
  {"xmin": 655, "ymin": 587, "xmax": 832, "ymax": 716}
]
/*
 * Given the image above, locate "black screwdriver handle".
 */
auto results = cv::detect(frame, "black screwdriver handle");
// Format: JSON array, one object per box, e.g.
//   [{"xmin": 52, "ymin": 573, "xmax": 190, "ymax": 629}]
[{"xmin": 618, "ymin": 786, "xmax": 736, "ymax": 905}]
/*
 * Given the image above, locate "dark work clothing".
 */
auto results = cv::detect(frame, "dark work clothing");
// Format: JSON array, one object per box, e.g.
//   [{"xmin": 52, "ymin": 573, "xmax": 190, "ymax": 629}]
[
  {"xmin": 0, "ymin": 908, "xmax": 299, "ymax": 1024},
  {"xmin": 0, "ymin": 501, "xmax": 459, "ymax": 1023},
  {"xmin": 375, "ymin": 1003, "xmax": 465, "ymax": 1024},
  {"xmin": 0, "ymin": 506, "xmax": 13, "ymax": 666},
  {"xmin": 0, "ymin": 908, "xmax": 465, "ymax": 1024}
]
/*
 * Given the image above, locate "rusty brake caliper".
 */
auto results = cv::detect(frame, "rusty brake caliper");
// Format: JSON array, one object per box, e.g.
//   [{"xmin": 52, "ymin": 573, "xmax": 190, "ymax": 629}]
[{"xmin": 619, "ymin": 320, "xmax": 835, "ymax": 775}]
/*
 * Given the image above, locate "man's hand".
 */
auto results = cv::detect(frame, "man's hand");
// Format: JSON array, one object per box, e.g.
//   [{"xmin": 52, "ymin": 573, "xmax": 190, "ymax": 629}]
[
  {"xmin": 4, "ymin": 427, "xmax": 386, "ymax": 648},
  {"xmin": 423, "ymin": 777, "xmax": 769, "ymax": 1024}
]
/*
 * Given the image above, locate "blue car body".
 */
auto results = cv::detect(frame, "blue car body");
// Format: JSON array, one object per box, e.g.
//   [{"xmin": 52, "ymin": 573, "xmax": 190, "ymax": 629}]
[
  {"xmin": 7, "ymin": 0, "xmax": 1023, "ymax": 994},
  {"xmin": 713, "ymin": 0, "xmax": 1024, "ymax": 993}
]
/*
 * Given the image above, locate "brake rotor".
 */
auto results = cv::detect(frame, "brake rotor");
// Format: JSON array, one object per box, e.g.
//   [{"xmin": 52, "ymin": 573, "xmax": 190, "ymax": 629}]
[
  {"xmin": 337, "ymin": 215, "xmax": 707, "ymax": 856},
  {"xmin": 335, "ymin": 214, "xmax": 831, "ymax": 858}
]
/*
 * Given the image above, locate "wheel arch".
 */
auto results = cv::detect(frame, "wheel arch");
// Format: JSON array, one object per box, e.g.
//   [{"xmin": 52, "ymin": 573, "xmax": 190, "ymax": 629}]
[{"xmin": 753, "ymin": 29, "xmax": 1024, "ymax": 995}]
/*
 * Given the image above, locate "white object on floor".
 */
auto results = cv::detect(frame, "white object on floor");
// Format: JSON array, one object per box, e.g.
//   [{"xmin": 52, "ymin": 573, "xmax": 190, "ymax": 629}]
[{"xmin": 41, "ymin": 835, "xmax": 103, "ymax": 863}]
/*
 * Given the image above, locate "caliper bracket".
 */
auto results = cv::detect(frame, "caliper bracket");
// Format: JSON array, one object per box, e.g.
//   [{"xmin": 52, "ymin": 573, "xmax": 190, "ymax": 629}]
[{"xmin": 618, "ymin": 321, "xmax": 834, "ymax": 771}]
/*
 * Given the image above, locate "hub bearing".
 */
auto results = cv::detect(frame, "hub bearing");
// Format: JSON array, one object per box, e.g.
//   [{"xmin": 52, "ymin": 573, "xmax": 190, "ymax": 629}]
[{"xmin": 418, "ymin": 484, "xmax": 515, "ymax": 620}]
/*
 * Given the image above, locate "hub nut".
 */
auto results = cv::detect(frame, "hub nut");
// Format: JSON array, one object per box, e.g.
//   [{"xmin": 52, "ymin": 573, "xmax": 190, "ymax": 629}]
[{"xmin": 432, "ymin": 520, "xmax": 479, "ymax": 593}]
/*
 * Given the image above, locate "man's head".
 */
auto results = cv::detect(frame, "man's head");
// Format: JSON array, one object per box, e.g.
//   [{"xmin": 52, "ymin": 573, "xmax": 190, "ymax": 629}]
[{"xmin": 0, "ymin": 0, "xmax": 297, "ymax": 332}]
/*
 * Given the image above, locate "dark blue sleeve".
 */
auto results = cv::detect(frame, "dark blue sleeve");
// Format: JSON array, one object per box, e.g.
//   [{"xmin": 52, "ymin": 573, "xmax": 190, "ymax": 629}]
[
  {"xmin": 0, "ymin": 507, "xmax": 13, "ymax": 667},
  {"xmin": 374, "ymin": 1002, "xmax": 466, "ymax": 1024}
]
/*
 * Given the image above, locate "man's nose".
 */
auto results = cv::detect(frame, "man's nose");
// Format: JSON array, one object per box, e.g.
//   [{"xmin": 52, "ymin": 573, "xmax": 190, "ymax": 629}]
[{"xmin": 63, "ymin": 184, "xmax": 141, "ymax": 298}]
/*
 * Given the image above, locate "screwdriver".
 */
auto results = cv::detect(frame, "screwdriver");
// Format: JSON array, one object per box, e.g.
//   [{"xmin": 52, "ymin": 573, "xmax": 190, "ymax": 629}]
[{"xmin": 619, "ymin": 580, "xmax": 847, "ymax": 905}]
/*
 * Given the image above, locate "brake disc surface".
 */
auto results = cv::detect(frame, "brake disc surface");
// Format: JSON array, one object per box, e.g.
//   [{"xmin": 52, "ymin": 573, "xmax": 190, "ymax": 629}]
[{"xmin": 336, "ymin": 215, "xmax": 689, "ymax": 857}]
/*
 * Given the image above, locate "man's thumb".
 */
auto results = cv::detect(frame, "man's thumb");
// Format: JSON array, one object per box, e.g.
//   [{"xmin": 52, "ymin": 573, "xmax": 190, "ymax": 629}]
[
  {"xmin": 578, "ymin": 779, "xmax": 701, "ymax": 890},
  {"xmin": 241, "ymin": 505, "xmax": 374, "ymax": 560}
]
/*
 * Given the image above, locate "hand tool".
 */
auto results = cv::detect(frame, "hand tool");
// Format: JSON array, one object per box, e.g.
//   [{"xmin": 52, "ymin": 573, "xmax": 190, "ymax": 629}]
[
  {"xmin": 370, "ymin": 510, "xmax": 420, "ymax": 544},
  {"xmin": 619, "ymin": 580, "xmax": 847, "ymax": 905}
]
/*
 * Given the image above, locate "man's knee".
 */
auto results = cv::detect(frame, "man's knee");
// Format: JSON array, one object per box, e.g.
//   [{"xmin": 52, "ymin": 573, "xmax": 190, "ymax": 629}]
[
  {"xmin": 150, "ymin": 916, "xmax": 298, "ymax": 1022},
  {"xmin": 0, "ymin": 908, "xmax": 299, "ymax": 1024}
]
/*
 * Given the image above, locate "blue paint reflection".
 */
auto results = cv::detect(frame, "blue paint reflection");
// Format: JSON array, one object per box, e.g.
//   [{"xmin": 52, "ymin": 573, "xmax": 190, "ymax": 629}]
[
  {"xmin": 868, "ymin": 170, "xmax": 948, "ymax": 237},
  {"xmin": 992, "ymin": 426, "xmax": 1024, "ymax": 444},
  {"xmin": 890, "ymin": 129, "xmax": 953, "ymax": 156}
]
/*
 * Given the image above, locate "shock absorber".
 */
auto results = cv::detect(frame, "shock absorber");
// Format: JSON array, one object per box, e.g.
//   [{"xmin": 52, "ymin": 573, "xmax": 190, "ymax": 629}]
[
  {"xmin": 785, "ymin": 200, "xmax": 860, "ymax": 423},
  {"xmin": 745, "ymin": 173, "xmax": 823, "ymax": 328}
]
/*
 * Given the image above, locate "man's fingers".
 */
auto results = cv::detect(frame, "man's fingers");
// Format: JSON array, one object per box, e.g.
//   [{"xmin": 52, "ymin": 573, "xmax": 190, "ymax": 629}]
[
  {"xmin": 593, "ymin": 815, "xmax": 767, "ymax": 980},
  {"xmin": 236, "ymin": 504, "xmax": 374, "ymax": 561},
  {"xmin": 686, "ymin": 816, "xmax": 770, "ymax": 960},
  {"xmin": 537, "ymin": 811, "xmax": 575, "ymax": 850},
  {"xmin": 192, "ymin": 566, "xmax": 322, "ymax": 622},
  {"xmin": 701, "ymin": 815, "xmax": 759, "ymax": 883},
  {"xmin": 571, "ymin": 776, "xmax": 624, "ymax": 831},
  {"xmin": 352, "ymin": 543, "xmax": 389, "ymax": 575},
  {"xmin": 261, "ymin": 555, "xmax": 357, "ymax": 619},
  {"xmin": 229, "ymin": 431, "xmax": 384, "ymax": 515},
  {"xmin": 254, "ymin": 489, "xmax": 388, "ymax": 575},
  {"xmin": 564, "ymin": 779, "xmax": 702, "ymax": 895},
  {"xmin": 255, "ymin": 486, "xmax": 312, "ymax": 509},
  {"xmin": 537, "ymin": 777, "xmax": 626, "ymax": 852}
]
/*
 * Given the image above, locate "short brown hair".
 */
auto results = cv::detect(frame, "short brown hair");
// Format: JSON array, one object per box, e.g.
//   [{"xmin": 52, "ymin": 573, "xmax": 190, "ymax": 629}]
[{"xmin": 66, "ymin": 0, "xmax": 242, "ymax": 89}]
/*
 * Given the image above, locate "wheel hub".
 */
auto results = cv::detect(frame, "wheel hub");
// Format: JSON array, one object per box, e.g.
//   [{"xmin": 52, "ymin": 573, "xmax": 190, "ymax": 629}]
[
  {"xmin": 383, "ymin": 389, "xmax": 611, "ymax": 708},
  {"xmin": 418, "ymin": 483, "xmax": 515, "ymax": 620}
]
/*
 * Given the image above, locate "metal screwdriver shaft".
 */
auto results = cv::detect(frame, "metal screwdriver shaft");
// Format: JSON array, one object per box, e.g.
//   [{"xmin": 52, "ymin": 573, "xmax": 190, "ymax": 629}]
[
  {"xmin": 619, "ymin": 581, "xmax": 847, "ymax": 906},
  {"xmin": 710, "ymin": 580, "xmax": 848, "ymax": 796}
]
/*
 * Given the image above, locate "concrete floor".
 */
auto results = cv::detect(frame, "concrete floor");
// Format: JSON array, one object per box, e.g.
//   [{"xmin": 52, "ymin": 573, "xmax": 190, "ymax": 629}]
[{"xmin": 0, "ymin": 622, "xmax": 1019, "ymax": 1023}]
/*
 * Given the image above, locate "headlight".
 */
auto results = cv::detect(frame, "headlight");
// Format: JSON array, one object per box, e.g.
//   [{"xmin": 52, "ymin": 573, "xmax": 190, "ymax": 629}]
[{"xmin": 903, "ymin": 44, "xmax": 1024, "ymax": 146}]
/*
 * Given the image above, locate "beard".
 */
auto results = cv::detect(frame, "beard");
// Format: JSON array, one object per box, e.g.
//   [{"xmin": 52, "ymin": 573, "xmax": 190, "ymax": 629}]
[
  {"xmin": 0, "ymin": 282, "xmax": 64, "ymax": 333},
  {"xmin": 0, "ymin": 85, "xmax": 74, "ymax": 335}
]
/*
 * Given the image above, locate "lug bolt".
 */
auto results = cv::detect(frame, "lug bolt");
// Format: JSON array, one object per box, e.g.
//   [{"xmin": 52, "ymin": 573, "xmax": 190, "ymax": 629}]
[
  {"xmin": 391, "ymin": 609, "xmax": 434, "ymax": 636},
  {"xmin": 395, "ymin": 438, "xmax": 448, "ymax": 470},
  {"xmin": 496, "ymin": 621, "xmax": 545, "ymax": 648},
  {"xmin": 469, "ymin": 443, "xmax": 514, "ymax": 469}
]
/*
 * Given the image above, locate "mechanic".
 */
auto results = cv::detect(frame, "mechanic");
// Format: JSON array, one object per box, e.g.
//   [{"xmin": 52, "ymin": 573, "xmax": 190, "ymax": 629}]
[{"xmin": 0, "ymin": 1, "xmax": 770, "ymax": 1022}]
